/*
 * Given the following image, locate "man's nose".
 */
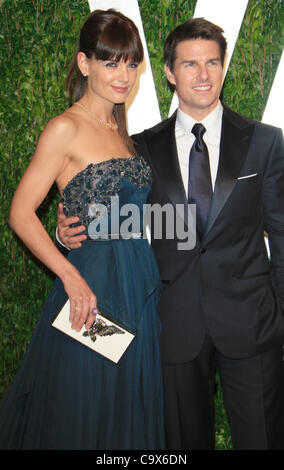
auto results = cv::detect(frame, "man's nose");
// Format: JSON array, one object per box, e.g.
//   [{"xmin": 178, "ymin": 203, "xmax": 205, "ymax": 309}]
[{"xmin": 198, "ymin": 64, "xmax": 209, "ymax": 81}]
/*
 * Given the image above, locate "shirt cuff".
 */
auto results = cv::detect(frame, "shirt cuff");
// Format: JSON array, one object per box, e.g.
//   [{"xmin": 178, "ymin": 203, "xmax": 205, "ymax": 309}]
[{"xmin": 56, "ymin": 227, "xmax": 70, "ymax": 250}]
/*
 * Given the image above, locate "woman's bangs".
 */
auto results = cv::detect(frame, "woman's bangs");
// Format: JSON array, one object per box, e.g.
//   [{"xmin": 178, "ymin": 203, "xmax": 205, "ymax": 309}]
[{"xmin": 95, "ymin": 29, "xmax": 143, "ymax": 63}]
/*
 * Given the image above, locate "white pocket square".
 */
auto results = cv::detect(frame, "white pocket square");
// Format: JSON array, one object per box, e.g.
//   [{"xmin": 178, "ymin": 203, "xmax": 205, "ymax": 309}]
[{"xmin": 237, "ymin": 173, "xmax": 258, "ymax": 180}]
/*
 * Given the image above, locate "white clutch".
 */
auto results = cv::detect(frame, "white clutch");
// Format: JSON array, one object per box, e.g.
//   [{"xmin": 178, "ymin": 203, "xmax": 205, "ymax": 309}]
[{"xmin": 52, "ymin": 300, "xmax": 136, "ymax": 363}]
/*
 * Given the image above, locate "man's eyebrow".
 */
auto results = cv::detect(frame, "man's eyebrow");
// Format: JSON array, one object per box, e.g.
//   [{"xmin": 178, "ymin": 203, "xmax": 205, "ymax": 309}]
[
  {"xmin": 180, "ymin": 59, "xmax": 196, "ymax": 63},
  {"xmin": 180, "ymin": 57, "xmax": 221, "ymax": 64},
  {"xmin": 207, "ymin": 57, "xmax": 221, "ymax": 62}
]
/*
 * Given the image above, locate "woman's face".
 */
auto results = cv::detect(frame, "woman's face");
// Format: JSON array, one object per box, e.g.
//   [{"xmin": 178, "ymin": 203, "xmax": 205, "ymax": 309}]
[{"xmin": 79, "ymin": 53, "xmax": 139, "ymax": 107}]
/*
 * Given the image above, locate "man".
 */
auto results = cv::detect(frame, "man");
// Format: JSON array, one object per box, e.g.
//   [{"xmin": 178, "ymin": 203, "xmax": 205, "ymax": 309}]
[{"xmin": 57, "ymin": 18, "xmax": 284, "ymax": 449}]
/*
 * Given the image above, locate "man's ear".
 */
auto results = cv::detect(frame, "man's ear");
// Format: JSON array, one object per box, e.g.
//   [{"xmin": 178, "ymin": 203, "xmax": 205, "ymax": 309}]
[
  {"xmin": 164, "ymin": 64, "xmax": 176, "ymax": 86},
  {"xmin": 77, "ymin": 52, "xmax": 89, "ymax": 77}
]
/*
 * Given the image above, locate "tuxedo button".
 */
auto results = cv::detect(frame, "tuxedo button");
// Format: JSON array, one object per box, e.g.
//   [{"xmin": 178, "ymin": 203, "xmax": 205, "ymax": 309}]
[{"xmin": 200, "ymin": 247, "xmax": 206, "ymax": 254}]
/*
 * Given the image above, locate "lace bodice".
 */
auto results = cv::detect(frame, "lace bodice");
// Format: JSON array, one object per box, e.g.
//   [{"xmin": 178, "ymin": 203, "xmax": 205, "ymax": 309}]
[{"xmin": 61, "ymin": 155, "xmax": 152, "ymax": 236}]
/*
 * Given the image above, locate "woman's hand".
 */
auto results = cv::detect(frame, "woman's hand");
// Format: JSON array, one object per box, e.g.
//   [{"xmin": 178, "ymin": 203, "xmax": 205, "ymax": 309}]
[{"xmin": 62, "ymin": 270, "xmax": 98, "ymax": 332}]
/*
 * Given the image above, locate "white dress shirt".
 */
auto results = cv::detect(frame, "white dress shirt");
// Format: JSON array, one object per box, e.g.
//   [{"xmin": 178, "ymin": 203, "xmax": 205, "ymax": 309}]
[{"xmin": 175, "ymin": 101, "xmax": 223, "ymax": 194}]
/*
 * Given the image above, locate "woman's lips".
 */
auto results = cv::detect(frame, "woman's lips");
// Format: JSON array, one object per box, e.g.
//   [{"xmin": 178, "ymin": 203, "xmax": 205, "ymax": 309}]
[{"xmin": 112, "ymin": 86, "xmax": 129, "ymax": 93}]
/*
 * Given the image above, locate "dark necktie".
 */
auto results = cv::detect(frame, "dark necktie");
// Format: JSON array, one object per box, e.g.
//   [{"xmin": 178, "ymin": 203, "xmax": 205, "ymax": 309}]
[{"xmin": 188, "ymin": 123, "xmax": 213, "ymax": 235}]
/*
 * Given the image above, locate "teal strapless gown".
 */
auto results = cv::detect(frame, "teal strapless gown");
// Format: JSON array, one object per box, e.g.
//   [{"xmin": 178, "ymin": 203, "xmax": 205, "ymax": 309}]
[{"xmin": 0, "ymin": 156, "xmax": 165, "ymax": 450}]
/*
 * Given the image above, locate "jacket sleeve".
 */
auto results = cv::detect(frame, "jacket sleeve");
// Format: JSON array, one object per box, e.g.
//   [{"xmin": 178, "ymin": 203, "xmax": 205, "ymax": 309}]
[{"xmin": 262, "ymin": 127, "xmax": 284, "ymax": 304}]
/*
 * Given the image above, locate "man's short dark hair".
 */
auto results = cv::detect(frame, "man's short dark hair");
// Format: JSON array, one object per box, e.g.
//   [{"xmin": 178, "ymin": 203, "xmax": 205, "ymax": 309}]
[{"xmin": 164, "ymin": 17, "xmax": 227, "ymax": 71}]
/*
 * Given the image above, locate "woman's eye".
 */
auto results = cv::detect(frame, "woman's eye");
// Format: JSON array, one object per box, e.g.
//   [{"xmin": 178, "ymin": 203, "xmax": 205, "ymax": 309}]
[
  {"xmin": 128, "ymin": 62, "xmax": 138, "ymax": 69},
  {"xmin": 105, "ymin": 62, "xmax": 117, "ymax": 68}
]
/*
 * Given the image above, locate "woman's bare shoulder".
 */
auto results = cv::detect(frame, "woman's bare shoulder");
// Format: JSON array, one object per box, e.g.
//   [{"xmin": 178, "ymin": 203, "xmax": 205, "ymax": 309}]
[{"xmin": 42, "ymin": 109, "xmax": 80, "ymax": 143}]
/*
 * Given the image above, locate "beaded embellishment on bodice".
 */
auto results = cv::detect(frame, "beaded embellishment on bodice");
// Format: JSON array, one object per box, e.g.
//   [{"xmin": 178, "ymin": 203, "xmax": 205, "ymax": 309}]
[{"xmin": 61, "ymin": 155, "xmax": 152, "ymax": 229}]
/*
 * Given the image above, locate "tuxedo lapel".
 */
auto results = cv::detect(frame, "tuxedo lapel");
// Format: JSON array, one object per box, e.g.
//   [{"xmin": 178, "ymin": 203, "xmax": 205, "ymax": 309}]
[
  {"xmin": 204, "ymin": 106, "xmax": 255, "ymax": 237},
  {"xmin": 145, "ymin": 106, "xmax": 255, "ymax": 240}
]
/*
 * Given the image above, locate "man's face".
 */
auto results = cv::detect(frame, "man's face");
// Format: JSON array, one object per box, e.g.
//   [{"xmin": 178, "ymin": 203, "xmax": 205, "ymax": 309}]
[{"xmin": 165, "ymin": 39, "xmax": 224, "ymax": 120}]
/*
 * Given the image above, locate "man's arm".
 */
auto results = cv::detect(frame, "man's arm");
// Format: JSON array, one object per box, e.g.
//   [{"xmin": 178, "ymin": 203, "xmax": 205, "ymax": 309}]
[
  {"xmin": 262, "ymin": 127, "xmax": 284, "ymax": 305},
  {"xmin": 57, "ymin": 202, "xmax": 87, "ymax": 250}
]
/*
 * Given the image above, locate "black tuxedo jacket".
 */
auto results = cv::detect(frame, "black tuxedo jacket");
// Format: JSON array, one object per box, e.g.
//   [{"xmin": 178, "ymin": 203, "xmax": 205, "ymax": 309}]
[{"xmin": 132, "ymin": 104, "xmax": 284, "ymax": 363}]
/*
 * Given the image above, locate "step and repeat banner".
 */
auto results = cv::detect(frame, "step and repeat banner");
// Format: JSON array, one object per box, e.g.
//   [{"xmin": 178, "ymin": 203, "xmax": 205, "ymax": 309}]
[{"xmin": 1, "ymin": 0, "xmax": 282, "ymax": 412}]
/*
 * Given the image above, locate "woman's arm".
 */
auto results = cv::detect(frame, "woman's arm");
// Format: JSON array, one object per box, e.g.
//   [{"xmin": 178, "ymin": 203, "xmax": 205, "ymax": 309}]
[{"xmin": 9, "ymin": 116, "xmax": 97, "ymax": 331}]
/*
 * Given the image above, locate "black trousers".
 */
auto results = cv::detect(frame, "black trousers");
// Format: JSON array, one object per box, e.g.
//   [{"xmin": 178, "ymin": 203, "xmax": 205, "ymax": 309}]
[{"xmin": 162, "ymin": 335, "xmax": 284, "ymax": 450}]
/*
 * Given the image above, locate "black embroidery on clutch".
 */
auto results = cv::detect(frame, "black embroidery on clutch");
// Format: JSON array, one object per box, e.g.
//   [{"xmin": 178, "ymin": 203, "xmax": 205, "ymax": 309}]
[{"xmin": 83, "ymin": 317, "xmax": 125, "ymax": 343}]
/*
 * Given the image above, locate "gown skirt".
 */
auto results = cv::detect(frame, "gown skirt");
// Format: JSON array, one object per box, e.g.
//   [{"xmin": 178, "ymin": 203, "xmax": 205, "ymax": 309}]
[{"xmin": 0, "ymin": 237, "xmax": 165, "ymax": 449}]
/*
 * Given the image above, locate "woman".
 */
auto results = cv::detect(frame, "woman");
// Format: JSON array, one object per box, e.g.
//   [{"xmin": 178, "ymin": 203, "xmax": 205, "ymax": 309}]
[{"xmin": 0, "ymin": 9, "xmax": 165, "ymax": 450}]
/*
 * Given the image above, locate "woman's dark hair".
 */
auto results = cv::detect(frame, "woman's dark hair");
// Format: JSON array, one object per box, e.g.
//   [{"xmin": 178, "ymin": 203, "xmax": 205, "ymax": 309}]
[
  {"xmin": 66, "ymin": 9, "xmax": 144, "ymax": 153},
  {"xmin": 164, "ymin": 17, "xmax": 227, "ymax": 72}
]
